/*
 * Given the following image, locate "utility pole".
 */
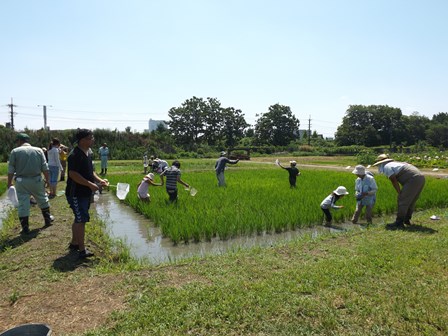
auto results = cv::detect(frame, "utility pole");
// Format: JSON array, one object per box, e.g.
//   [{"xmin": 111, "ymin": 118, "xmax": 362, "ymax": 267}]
[
  {"xmin": 7, "ymin": 97, "xmax": 16, "ymax": 130},
  {"xmin": 308, "ymin": 115, "xmax": 311, "ymax": 146},
  {"xmin": 38, "ymin": 105, "xmax": 52, "ymax": 130}
]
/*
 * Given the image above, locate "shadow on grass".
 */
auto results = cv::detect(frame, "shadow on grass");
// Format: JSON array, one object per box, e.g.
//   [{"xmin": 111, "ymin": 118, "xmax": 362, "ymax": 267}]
[
  {"xmin": 0, "ymin": 229, "xmax": 40, "ymax": 252},
  {"xmin": 52, "ymin": 251, "xmax": 95, "ymax": 272},
  {"xmin": 385, "ymin": 223, "xmax": 437, "ymax": 234}
]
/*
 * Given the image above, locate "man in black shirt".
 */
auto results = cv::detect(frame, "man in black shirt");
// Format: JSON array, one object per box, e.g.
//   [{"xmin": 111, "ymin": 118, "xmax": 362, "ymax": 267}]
[{"xmin": 66, "ymin": 129, "xmax": 108, "ymax": 259}]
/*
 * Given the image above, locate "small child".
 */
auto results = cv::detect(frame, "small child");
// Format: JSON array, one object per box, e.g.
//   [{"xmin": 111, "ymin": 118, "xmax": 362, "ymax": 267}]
[
  {"xmin": 320, "ymin": 186, "xmax": 349, "ymax": 226},
  {"xmin": 137, "ymin": 173, "xmax": 163, "ymax": 202},
  {"xmin": 277, "ymin": 159, "xmax": 300, "ymax": 188}
]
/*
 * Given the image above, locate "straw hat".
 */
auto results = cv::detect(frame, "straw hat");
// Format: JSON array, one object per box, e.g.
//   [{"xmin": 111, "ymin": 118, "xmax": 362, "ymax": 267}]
[
  {"xmin": 352, "ymin": 165, "xmax": 366, "ymax": 175},
  {"xmin": 372, "ymin": 154, "xmax": 394, "ymax": 166},
  {"xmin": 144, "ymin": 173, "xmax": 154, "ymax": 180},
  {"xmin": 333, "ymin": 186, "xmax": 349, "ymax": 196},
  {"xmin": 289, "ymin": 160, "xmax": 297, "ymax": 165}
]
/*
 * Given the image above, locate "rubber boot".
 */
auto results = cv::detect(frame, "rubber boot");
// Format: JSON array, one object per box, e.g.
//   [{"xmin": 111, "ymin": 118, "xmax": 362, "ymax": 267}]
[
  {"xmin": 19, "ymin": 216, "xmax": 30, "ymax": 234},
  {"xmin": 100, "ymin": 169, "xmax": 104, "ymax": 175},
  {"xmin": 41, "ymin": 207, "xmax": 54, "ymax": 227},
  {"xmin": 104, "ymin": 168, "xmax": 107, "ymax": 175}
]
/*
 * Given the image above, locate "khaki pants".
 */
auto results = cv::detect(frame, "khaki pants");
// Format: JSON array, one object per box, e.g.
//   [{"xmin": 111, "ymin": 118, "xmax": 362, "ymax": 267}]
[{"xmin": 15, "ymin": 175, "xmax": 49, "ymax": 217}]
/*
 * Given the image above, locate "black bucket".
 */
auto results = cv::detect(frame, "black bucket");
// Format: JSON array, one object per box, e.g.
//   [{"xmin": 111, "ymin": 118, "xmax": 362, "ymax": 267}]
[{"xmin": 0, "ymin": 324, "xmax": 52, "ymax": 336}]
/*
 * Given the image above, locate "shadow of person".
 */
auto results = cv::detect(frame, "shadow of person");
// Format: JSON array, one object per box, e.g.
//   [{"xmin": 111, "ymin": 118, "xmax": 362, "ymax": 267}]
[
  {"xmin": 404, "ymin": 224, "xmax": 438, "ymax": 234},
  {"xmin": 385, "ymin": 223, "xmax": 437, "ymax": 234},
  {"xmin": 0, "ymin": 229, "xmax": 40, "ymax": 252},
  {"xmin": 52, "ymin": 250, "xmax": 95, "ymax": 272}
]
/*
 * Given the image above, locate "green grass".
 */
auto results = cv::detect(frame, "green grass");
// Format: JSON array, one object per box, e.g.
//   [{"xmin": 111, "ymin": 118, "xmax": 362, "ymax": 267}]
[{"xmin": 86, "ymin": 208, "xmax": 448, "ymax": 335}]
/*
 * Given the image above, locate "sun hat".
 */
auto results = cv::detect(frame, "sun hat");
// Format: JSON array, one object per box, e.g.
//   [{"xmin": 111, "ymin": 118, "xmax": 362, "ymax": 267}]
[
  {"xmin": 352, "ymin": 165, "xmax": 366, "ymax": 175},
  {"xmin": 290, "ymin": 160, "xmax": 297, "ymax": 165},
  {"xmin": 16, "ymin": 133, "xmax": 30, "ymax": 141},
  {"xmin": 372, "ymin": 154, "xmax": 394, "ymax": 166},
  {"xmin": 333, "ymin": 186, "xmax": 349, "ymax": 196},
  {"xmin": 220, "ymin": 151, "xmax": 227, "ymax": 156},
  {"xmin": 144, "ymin": 173, "xmax": 154, "ymax": 180}
]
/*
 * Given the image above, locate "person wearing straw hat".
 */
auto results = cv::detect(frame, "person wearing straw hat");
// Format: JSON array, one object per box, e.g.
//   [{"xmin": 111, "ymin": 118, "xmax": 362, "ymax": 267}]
[
  {"xmin": 277, "ymin": 159, "xmax": 301, "ymax": 188},
  {"xmin": 7, "ymin": 133, "xmax": 55, "ymax": 234},
  {"xmin": 215, "ymin": 151, "xmax": 239, "ymax": 187},
  {"xmin": 372, "ymin": 154, "xmax": 425, "ymax": 229},
  {"xmin": 66, "ymin": 129, "xmax": 109, "ymax": 259},
  {"xmin": 320, "ymin": 186, "xmax": 349, "ymax": 226},
  {"xmin": 137, "ymin": 172, "xmax": 164, "ymax": 202},
  {"xmin": 351, "ymin": 165, "xmax": 378, "ymax": 224}
]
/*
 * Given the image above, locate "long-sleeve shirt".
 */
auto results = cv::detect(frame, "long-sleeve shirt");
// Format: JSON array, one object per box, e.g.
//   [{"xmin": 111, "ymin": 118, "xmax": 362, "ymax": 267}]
[
  {"xmin": 215, "ymin": 157, "xmax": 238, "ymax": 174},
  {"xmin": 47, "ymin": 147, "xmax": 62, "ymax": 168},
  {"xmin": 355, "ymin": 174, "xmax": 377, "ymax": 206},
  {"xmin": 320, "ymin": 194, "xmax": 342, "ymax": 210}
]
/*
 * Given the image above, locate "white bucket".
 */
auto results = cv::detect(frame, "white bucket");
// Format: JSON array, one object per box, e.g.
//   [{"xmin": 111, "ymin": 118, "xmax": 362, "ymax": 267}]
[{"xmin": 116, "ymin": 183, "xmax": 130, "ymax": 200}]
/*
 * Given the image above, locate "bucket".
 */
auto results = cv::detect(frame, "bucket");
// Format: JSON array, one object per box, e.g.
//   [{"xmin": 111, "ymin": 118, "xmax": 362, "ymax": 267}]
[
  {"xmin": 0, "ymin": 323, "xmax": 52, "ymax": 336},
  {"xmin": 116, "ymin": 183, "xmax": 130, "ymax": 200}
]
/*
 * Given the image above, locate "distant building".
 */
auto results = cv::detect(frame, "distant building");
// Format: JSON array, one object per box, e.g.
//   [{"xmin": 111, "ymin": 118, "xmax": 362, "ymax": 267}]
[
  {"xmin": 298, "ymin": 129, "xmax": 310, "ymax": 139},
  {"xmin": 148, "ymin": 119, "xmax": 167, "ymax": 132}
]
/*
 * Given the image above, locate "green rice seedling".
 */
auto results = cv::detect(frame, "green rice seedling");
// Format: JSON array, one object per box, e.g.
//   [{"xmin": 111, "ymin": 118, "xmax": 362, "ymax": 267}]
[{"xmin": 106, "ymin": 161, "xmax": 447, "ymax": 244}]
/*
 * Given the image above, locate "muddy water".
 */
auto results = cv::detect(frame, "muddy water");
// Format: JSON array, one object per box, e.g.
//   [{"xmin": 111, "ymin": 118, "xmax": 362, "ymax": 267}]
[{"xmin": 94, "ymin": 192, "xmax": 364, "ymax": 264}]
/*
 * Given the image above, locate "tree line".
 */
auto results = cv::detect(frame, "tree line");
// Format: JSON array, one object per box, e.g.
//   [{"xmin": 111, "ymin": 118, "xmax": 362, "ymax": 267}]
[{"xmin": 1, "ymin": 97, "xmax": 447, "ymax": 162}]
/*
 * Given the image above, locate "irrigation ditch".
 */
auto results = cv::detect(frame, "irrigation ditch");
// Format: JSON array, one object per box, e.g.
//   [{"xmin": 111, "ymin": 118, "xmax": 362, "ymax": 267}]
[{"xmin": 93, "ymin": 189, "xmax": 370, "ymax": 264}]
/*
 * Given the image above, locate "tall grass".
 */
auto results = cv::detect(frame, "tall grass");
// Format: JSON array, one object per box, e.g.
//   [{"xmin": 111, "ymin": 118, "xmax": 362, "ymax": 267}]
[{"xmin": 106, "ymin": 162, "xmax": 448, "ymax": 244}]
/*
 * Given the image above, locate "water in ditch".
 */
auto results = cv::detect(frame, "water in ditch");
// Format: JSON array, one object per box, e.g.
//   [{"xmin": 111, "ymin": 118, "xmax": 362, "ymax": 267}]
[{"xmin": 94, "ymin": 191, "xmax": 364, "ymax": 264}]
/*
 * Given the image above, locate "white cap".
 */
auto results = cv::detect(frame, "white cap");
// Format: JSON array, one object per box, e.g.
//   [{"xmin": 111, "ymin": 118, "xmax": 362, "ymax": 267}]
[
  {"xmin": 333, "ymin": 186, "xmax": 349, "ymax": 196},
  {"xmin": 352, "ymin": 165, "xmax": 366, "ymax": 175}
]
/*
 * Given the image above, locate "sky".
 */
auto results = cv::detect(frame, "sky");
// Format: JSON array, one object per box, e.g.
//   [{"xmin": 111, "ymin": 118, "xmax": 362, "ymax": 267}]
[{"xmin": 1, "ymin": 0, "xmax": 447, "ymax": 138}]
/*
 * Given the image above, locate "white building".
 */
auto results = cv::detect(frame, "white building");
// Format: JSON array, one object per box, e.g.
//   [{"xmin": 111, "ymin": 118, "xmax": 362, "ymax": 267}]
[{"xmin": 148, "ymin": 119, "xmax": 167, "ymax": 132}]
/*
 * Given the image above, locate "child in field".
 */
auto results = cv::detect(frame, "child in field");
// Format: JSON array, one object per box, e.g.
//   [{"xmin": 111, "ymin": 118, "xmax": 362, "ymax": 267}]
[
  {"xmin": 137, "ymin": 173, "xmax": 163, "ymax": 202},
  {"xmin": 320, "ymin": 186, "xmax": 349, "ymax": 226},
  {"xmin": 277, "ymin": 159, "xmax": 300, "ymax": 188}
]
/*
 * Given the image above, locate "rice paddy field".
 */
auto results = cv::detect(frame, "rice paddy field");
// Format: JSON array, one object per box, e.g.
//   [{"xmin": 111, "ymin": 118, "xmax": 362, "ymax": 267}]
[{"xmin": 105, "ymin": 159, "xmax": 448, "ymax": 245}]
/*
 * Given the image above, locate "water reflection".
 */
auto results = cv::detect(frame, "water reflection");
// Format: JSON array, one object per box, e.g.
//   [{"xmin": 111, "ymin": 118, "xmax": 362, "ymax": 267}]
[{"xmin": 94, "ymin": 192, "xmax": 363, "ymax": 264}]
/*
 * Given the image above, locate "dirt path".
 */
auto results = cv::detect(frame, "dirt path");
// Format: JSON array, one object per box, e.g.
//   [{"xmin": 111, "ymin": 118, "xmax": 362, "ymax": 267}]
[{"xmin": 0, "ymin": 185, "xmax": 129, "ymax": 334}]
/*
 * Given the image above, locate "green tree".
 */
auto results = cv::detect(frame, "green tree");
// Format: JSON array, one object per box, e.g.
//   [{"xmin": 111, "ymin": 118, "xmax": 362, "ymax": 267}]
[
  {"xmin": 168, "ymin": 96, "xmax": 207, "ymax": 150},
  {"xmin": 335, "ymin": 105, "xmax": 402, "ymax": 147},
  {"xmin": 221, "ymin": 107, "xmax": 249, "ymax": 148},
  {"xmin": 168, "ymin": 96, "xmax": 248, "ymax": 150},
  {"xmin": 254, "ymin": 104, "xmax": 300, "ymax": 146}
]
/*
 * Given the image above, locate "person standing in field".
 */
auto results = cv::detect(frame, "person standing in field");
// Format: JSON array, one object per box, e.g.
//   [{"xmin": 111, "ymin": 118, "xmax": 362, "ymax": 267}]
[
  {"xmin": 277, "ymin": 160, "xmax": 301, "ymax": 188},
  {"xmin": 7, "ymin": 133, "xmax": 54, "ymax": 234},
  {"xmin": 59, "ymin": 144, "xmax": 68, "ymax": 181},
  {"xmin": 47, "ymin": 138, "xmax": 63, "ymax": 199},
  {"xmin": 351, "ymin": 165, "xmax": 377, "ymax": 224},
  {"xmin": 372, "ymin": 154, "xmax": 425, "ymax": 229},
  {"xmin": 98, "ymin": 142, "xmax": 109, "ymax": 175},
  {"xmin": 215, "ymin": 151, "xmax": 239, "ymax": 187},
  {"xmin": 66, "ymin": 129, "xmax": 108, "ymax": 259},
  {"xmin": 143, "ymin": 153, "xmax": 149, "ymax": 174},
  {"xmin": 137, "ymin": 172, "xmax": 164, "ymax": 202},
  {"xmin": 320, "ymin": 186, "xmax": 349, "ymax": 226},
  {"xmin": 160, "ymin": 160, "xmax": 190, "ymax": 203}
]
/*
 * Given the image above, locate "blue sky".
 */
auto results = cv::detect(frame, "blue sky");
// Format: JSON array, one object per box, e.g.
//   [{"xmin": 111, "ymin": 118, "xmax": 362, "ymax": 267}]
[{"xmin": 1, "ymin": 0, "xmax": 447, "ymax": 137}]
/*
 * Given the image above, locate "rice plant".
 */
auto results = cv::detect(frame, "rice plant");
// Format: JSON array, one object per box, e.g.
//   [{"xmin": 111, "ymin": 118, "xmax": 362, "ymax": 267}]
[{"xmin": 106, "ymin": 161, "xmax": 448, "ymax": 244}]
